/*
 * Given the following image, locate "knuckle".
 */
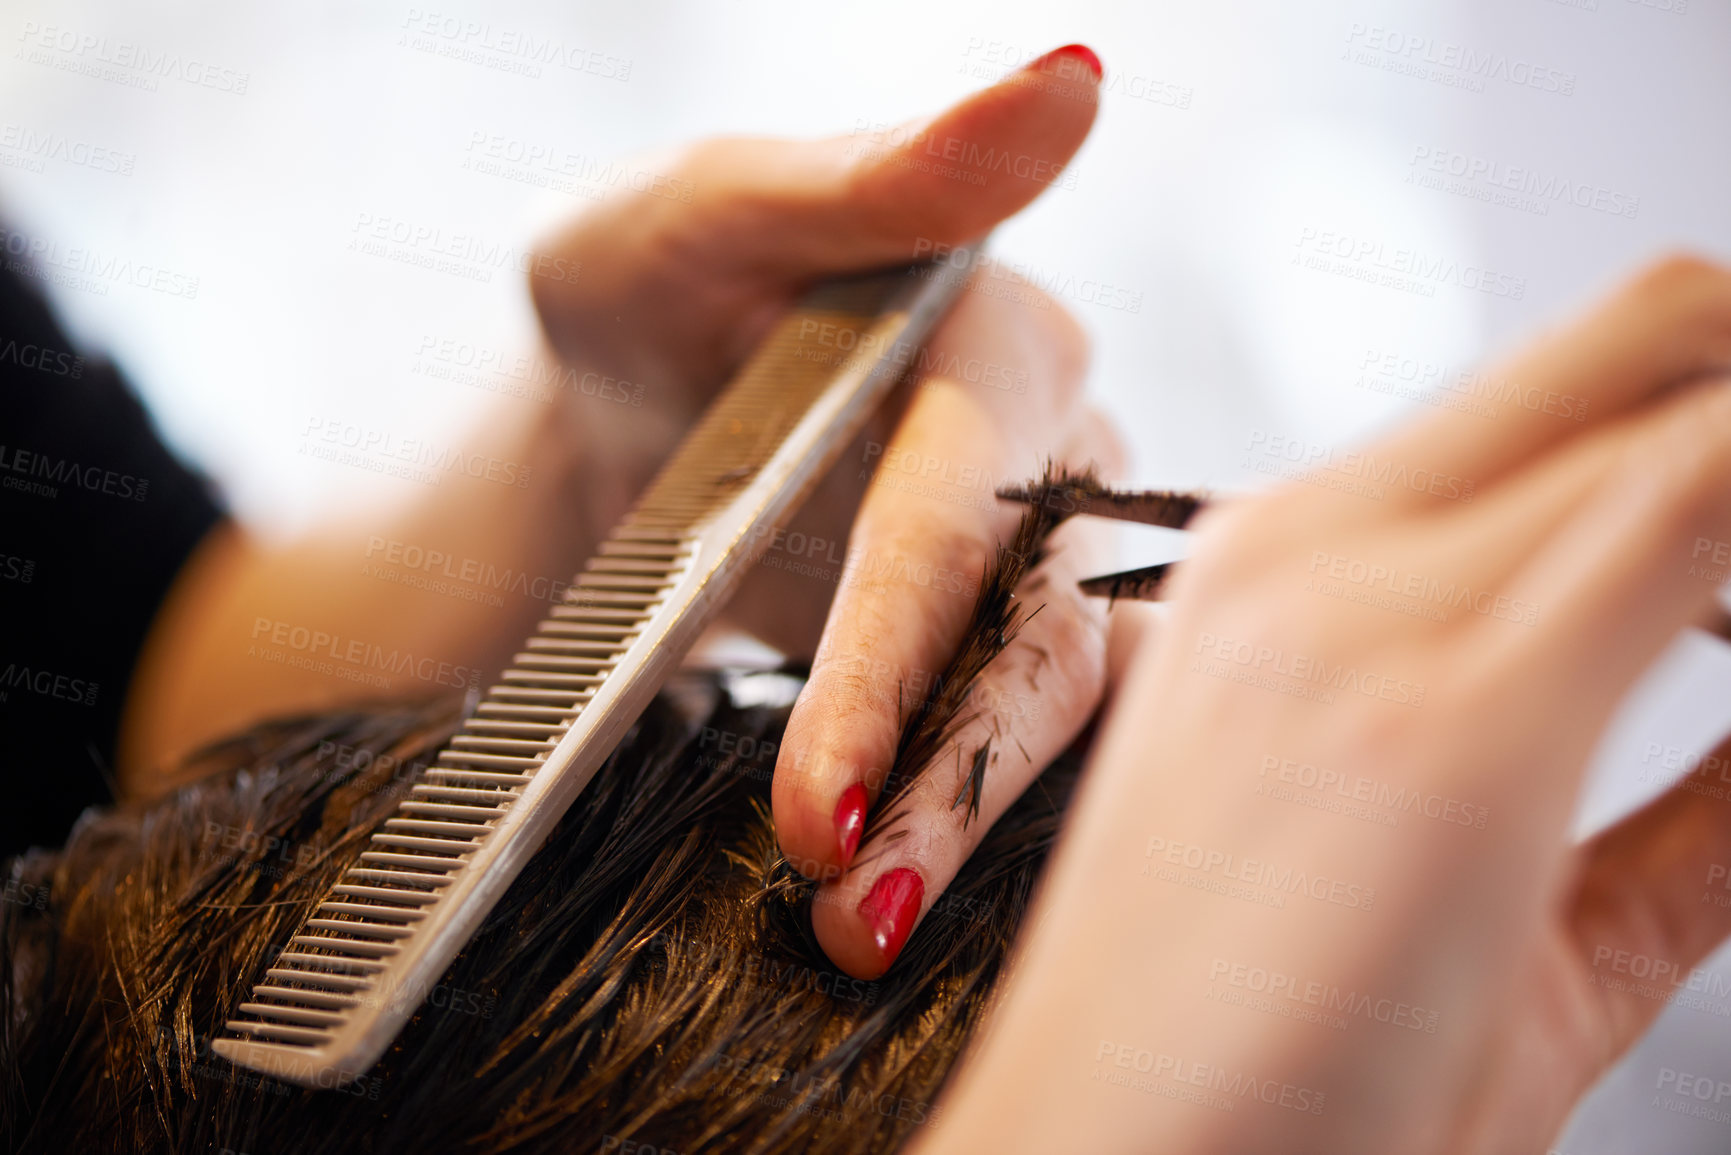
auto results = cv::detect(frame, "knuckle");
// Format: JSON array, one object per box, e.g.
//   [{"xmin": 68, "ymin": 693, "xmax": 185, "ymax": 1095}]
[
  {"xmin": 1632, "ymin": 251, "xmax": 1731, "ymax": 297},
  {"xmin": 860, "ymin": 507, "xmax": 995, "ymax": 580},
  {"xmin": 1637, "ymin": 390, "xmax": 1731, "ymax": 531},
  {"xmin": 1030, "ymin": 301, "xmax": 1090, "ymax": 405},
  {"xmin": 1024, "ymin": 594, "xmax": 1108, "ymax": 707},
  {"xmin": 1624, "ymin": 252, "xmax": 1731, "ymax": 329},
  {"xmin": 1078, "ymin": 410, "xmax": 1131, "ymax": 480},
  {"xmin": 1177, "ymin": 498, "xmax": 1295, "ymax": 592},
  {"xmin": 962, "ymin": 265, "xmax": 1091, "ymax": 401},
  {"xmin": 666, "ymin": 135, "xmax": 735, "ymax": 185}
]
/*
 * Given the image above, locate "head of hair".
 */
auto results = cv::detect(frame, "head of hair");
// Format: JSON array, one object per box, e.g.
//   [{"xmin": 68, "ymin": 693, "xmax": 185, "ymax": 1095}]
[{"xmin": 1, "ymin": 469, "xmax": 1100, "ymax": 1155}]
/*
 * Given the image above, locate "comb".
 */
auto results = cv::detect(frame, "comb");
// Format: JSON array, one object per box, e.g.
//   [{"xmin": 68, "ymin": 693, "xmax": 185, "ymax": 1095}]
[{"xmin": 212, "ymin": 255, "xmax": 971, "ymax": 1087}]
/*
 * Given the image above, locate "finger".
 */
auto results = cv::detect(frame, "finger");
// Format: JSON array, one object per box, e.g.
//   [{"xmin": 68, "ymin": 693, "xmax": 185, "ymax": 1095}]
[
  {"xmin": 696, "ymin": 43, "xmax": 1103, "ymax": 278},
  {"xmin": 810, "ymin": 431, "xmax": 1123, "ymax": 979},
  {"xmin": 533, "ymin": 45, "xmax": 1102, "ymax": 374},
  {"xmin": 718, "ymin": 387, "xmax": 916, "ymax": 660},
  {"xmin": 770, "ymin": 282, "xmax": 1091, "ymax": 885},
  {"xmin": 1564, "ymin": 729, "xmax": 1731, "ymax": 1062},
  {"xmin": 1479, "ymin": 379, "xmax": 1731, "ymax": 722},
  {"xmin": 1365, "ymin": 255, "xmax": 1731, "ymax": 509},
  {"xmin": 1297, "ymin": 399, "xmax": 1661, "ymax": 614}
]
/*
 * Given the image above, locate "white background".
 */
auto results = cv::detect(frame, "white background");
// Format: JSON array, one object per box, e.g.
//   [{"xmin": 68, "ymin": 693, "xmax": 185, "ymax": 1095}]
[{"xmin": 3, "ymin": 2, "xmax": 1729, "ymax": 1147}]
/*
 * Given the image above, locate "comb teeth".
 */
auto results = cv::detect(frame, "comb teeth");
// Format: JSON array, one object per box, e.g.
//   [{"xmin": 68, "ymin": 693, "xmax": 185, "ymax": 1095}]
[
  {"xmin": 214, "ymin": 535, "xmax": 697, "ymax": 1083},
  {"xmin": 213, "ymin": 261, "xmax": 972, "ymax": 1087}
]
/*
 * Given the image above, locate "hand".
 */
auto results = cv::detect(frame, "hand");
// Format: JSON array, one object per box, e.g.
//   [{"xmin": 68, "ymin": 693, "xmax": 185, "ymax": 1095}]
[
  {"xmin": 922, "ymin": 255, "xmax": 1731, "ymax": 1153},
  {"xmin": 530, "ymin": 46, "xmax": 1129, "ymax": 978}
]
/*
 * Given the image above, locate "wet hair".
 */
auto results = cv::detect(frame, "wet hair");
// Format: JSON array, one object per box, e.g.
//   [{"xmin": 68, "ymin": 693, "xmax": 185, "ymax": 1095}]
[{"xmin": 0, "ymin": 470, "xmax": 1102, "ymax": 1155}]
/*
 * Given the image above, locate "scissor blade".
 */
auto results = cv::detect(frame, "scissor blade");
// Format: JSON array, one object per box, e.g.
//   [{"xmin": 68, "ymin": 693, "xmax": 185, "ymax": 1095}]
[
  {"xmin": 995, "ymin": 481, "xmax": 1207, "ymax": 529},
  {"xmin": 1078, "ymin": 562, "xmax": 1176, "ymax": 602}
]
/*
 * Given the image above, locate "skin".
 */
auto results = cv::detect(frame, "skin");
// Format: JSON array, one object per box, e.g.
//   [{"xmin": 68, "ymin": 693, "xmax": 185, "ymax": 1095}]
[
  {"xmin": 917, "ymin": 256, "xmax": 1731, "ymax": 1153},
  {"xmin": 112, "ymin": 39, "xmax": 1731, "ymax": 1145},
  {"xmin": 120, "ymin": 48, "xmax": 1126, "ymax": 979}
]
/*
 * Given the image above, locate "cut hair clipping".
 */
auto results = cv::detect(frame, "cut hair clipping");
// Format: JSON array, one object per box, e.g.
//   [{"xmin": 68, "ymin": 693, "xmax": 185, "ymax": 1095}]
[{"xmin": 995, "ymin": 480, "xmax": 1206, "ymax": 602}]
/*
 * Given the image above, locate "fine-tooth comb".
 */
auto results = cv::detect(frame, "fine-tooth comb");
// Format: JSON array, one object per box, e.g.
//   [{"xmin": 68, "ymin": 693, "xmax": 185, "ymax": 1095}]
[{"xmin": 212, "ymin": 254, "xmax": 972, "ymax": 1087}]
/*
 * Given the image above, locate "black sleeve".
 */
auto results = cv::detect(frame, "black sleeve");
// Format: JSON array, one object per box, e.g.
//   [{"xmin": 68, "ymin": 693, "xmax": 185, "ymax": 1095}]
[{"xmin": 0, "ymin": 258, "xmax": 225, "ymax": 856}]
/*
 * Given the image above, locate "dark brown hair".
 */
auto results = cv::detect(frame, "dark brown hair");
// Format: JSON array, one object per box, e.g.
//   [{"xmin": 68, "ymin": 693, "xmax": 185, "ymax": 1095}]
[{"xmin": 0, "ymin": 472, "xmax": 1100, "ymax": 1155}]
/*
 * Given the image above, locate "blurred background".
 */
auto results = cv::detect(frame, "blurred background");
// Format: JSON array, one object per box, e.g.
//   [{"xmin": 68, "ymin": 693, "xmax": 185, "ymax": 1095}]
[{"xmin": 2, "ymin": 2, "xmax": 1727, "ymax": 1147}]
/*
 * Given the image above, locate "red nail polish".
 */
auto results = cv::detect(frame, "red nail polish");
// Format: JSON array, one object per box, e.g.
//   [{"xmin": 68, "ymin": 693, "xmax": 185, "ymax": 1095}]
[
  {"xmin": 834, "ymin": 783, "xmax": 867, "ymax": 867},
  {"xmin": 858, "ymin": 868, "xmax": 924, "ymax": 965},
  {"xmin": 1028, "ymin": 43, "xmax": 1103, "ymax": 82}
]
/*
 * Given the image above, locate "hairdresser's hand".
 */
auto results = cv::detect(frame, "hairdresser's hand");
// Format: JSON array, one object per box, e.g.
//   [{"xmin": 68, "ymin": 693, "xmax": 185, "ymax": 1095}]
[
  {"xmin": 531, "ymin": 45, "xmax": 1125, "ymax": 979},
  {"xmin": 922, "ymin": 256, "xmax": 1731, "ymax": 1155}
]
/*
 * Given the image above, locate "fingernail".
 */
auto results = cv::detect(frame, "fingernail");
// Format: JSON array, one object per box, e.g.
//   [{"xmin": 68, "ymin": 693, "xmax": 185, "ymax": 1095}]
[
  {"xmin": 858, "ymin": 867, "xmax": 924, "ymax": 965},
  {"xmin": 834, "ymin": 782, "xmax": 867, "ymax": 867},
  {"xmin": 1029, "ymin": 43, "xmax": 1103, "ymax": 82}
]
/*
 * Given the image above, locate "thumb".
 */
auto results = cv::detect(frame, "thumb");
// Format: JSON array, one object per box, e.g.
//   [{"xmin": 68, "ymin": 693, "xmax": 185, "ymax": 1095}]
[{"xmin": 701, "ymin": 44, "xmax": 1103, "ymax": 276}]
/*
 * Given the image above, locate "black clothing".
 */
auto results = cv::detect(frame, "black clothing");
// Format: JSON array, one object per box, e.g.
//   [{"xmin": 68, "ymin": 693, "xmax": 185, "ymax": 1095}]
[{"xmin": 0, "ymin": 260, "xmax": 223, "ymax": 855}]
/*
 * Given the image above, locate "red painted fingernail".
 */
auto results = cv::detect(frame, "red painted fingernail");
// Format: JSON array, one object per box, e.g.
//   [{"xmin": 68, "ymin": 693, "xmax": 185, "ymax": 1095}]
[
  {"xmin": 858, "ymin": 868, "xmax": 924, "ymax": 966},
  {"xmin": 1028, "ymin": 43, "xmax": 1103, "ymax": 82},
  {"xmin": 834, "ymin": 783, "xmax": 867, "ymax": 867}
]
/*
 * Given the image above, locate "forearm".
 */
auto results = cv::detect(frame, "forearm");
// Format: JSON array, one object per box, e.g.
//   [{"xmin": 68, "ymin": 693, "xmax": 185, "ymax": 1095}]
[{"xmin": 118, "ymin": 390, "xmax": 596, "ymax": 796}]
